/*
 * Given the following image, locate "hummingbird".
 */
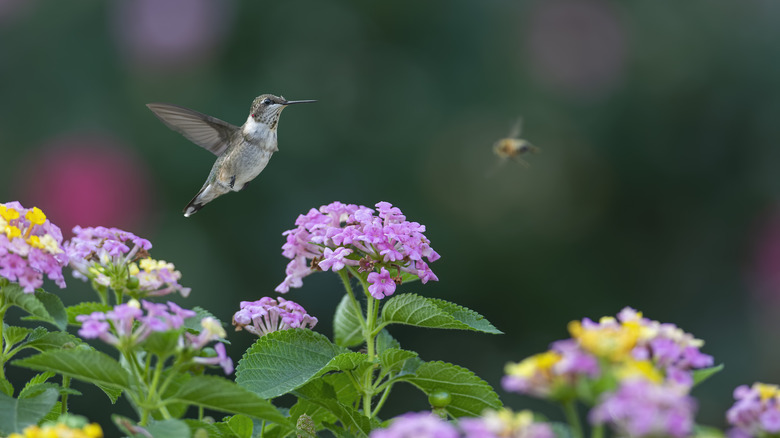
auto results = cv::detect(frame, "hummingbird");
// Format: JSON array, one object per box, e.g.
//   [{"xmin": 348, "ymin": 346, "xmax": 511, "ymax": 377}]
[{"xmin": 147, "ymin": 94, "xmax": 316, "ymax": 217}]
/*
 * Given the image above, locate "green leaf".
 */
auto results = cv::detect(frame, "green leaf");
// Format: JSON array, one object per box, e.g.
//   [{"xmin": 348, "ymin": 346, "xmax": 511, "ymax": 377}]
[
  {"xmin": 2, "ymin": 284, "xmax": 59, "ymax": 328},
  {"xmin": 23, "ymin": 372, "xmax": 56, "ymax": 387},
  {"xmin": 334, "ymin": 294, "xmax": 364, "ymax": 348},
  {"xmin": 66, "ymin": 302, "xmax": 112, "ymax": 325},
  {"xmin": 40, "ymin": 401, "xmax": 62, "ymax": 423},
  {"xmin": 145, "ymin": 419, "xmax": 192, "ymax": 438},
  {"xmin": 404, "ymin": 361, "xmax": 502, "ymax": 417},
  {"xmin": 169, "ymin": 375, "xmax": 292, "ymax": 428},
  {"xmin": 224, "ymin": 414, "xmax": 253, "ymax": 438},
  {"xmin": 379, "ymin": 349, "xmax": 418, "ymax": 376},
  {"xmin": 2, "ymin": 324, "xmax": 31, "ymax": 348},
  {"xmin": 380, "ymin": 294, "xmax": 502, "ymax": 334},
  {"xmin": 290, "ymin": 399, "xmax": 337, "ymax": 430},
  {"xmin": 19, "ymin": 382, "xmax": 72, "ymax": 399},
  {"xmin": 317, "ymin": 352, "xmax": 368, "ymax": 376},
  {"xmin": 0, "ymin": 388, "xmax": 59, "ymax": 435},
  {"xmin": 184, "ymin": 419, "xmax": 223, "ymax": 438},
  {"xmin": 0, "ymin": 378, "xmax": 13, "ymax": 397},
  {"xmin": 375, "ymin": 330, "xmax": 400, "ymax": 353},
  {"xmin": 323, "ymin": 373, "xmax": 360, "ymax": 405},
  {"xmin": 96, "ymin": 383, "xmax": 124, "ymax": 404},
  {"xmin": 235, "ymin": 329, "xmax": 345, "ymax": 399},
  {"xmin": 20, "ymin": 330, "xmax": 81, "ymax": 352},
  {"xmin": 294, "ymin": 379, "xmax": 375, "ymax": 437},
  {"xmin": 692, "ymin": 424, "xmax": 726, "ymax": 438},
  {"xmin": 399, "ymin": 271, "xmax": 420, "ymax": 283},
  {"xmin": 143, "ymin": 330, "xmax": 182, "ymax": 359},
  {"xmin": 12, "ymin": 349, "xmax": 132, "ymax": 392},
  {"xmin": 693, "ymin": 364, "xmax": 724, "ymax": 387},
  {"xmin": 31, "ymin": 290, "xmax": 68, "ymax": 331}
]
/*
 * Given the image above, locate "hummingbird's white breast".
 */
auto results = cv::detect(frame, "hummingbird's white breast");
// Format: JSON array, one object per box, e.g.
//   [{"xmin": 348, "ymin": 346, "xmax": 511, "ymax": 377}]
[{"xmin": 242, "ymin": 115, "xmax": 274, "ymax": 139}]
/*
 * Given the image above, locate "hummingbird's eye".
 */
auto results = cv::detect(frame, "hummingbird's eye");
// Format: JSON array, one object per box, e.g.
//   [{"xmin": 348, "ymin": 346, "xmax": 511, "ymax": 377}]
[{"xmin": 262, "ymin": 98, "xmax": 272, "ymax": 105}]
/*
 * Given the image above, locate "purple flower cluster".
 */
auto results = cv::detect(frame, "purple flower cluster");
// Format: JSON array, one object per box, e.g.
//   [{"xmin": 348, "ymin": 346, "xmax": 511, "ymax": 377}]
[
  {"xmin": 77, "ymin": 299, "xmax": 232, "ymax": 374},
  {"xmin": 276, "ymin": 201, "xmax": 440, "ymax": 299},
  {"xmin": 459, "ymin": 409, "xmax": 555, "ymax": 438},
  {"xmin": 503, "ymin": 308, "xmax": 715, "ymax": 437},
  {"xmin": 66, "ymin": 226, "xmax": 190, "ymax": 298},
  {"xmin": 615, "ymin": 308, "xmax": 714, "ymax": 382},
  {"xmin": 502, "ymin": 340, "xmax": 599, "ymax": 398},
  {"xmin": 232, "ymin": 297, "xmax": 318, "ymax": 337},
  {"xmin": 727, "ymin": 383, "xmax": 780, "ymax": 438},
  {"xmin": 369, "ymin": 412, "xmax": 458, "ymax": 438},
  {"xmin": 0, "ymin": 202, "xmax": 68, "ymax": 292},
  {"xmin": 504, "ymin": 307, "xmax": 713, "ymax": 398},
  {"xmin": 590, "ymin": 379, "xmax": 697, "ymax": 438},
  {"xmin": 369, "ymin": 410, "xmax": 554, "ymax": 438}
]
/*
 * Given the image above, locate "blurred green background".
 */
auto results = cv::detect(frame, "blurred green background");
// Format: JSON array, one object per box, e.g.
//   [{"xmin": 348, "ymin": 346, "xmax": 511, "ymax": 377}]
[{"xmin": 2, "ymin": 0, "xmax": 780, "ymax": 432}]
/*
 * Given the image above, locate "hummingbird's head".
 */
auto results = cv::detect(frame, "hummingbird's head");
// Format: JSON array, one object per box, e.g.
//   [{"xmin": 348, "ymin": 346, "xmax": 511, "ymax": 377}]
[{"xmin": 249, "ymin": 94, "xmax": 316, "ymax": 128}]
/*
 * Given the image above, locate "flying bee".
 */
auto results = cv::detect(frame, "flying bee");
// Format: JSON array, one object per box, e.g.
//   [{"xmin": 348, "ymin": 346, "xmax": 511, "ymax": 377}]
[{"xmin": 487, "ymin": 118, "xmax": 540, "ymax": 176}]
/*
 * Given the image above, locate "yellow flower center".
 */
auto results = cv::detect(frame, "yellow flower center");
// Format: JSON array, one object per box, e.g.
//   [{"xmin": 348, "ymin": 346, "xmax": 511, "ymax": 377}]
[
  {"xmin": 569, "ymin": 319, "xmax": 640, "ymax": 361},
  {"xmin": 0, "ymin": 205, "xmax": 19, "ymax": 221},
  {"xmin": 505, "ymin": 351, "xmax": 561, "ymax": 379},
  {"xmin": 615, "ymin": 359, "xmax": 663, "ymax": 383},
  {"xmin": 5, "ymin": 225, "xmax": 21, "ymax": 240},
  {"xmin": 25, "ymin": 207, "xmax": 46, "ymax": 225},
  {"xmin": 756, "ymin": 383, "xmax": 780, "ymax": 401}
]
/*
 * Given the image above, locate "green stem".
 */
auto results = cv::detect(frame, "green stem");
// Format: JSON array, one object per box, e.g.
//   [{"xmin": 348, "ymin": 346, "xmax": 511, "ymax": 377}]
[
  {"xmin": 563, "ymin": 401, "xmax": 584, "ymax": 438},
  {"xmin": 61, "ymin": 376, "xmax": 71, "ymax": 415},
  {"xmin": 338, "ymin": 270, "xmax": 368, "ymax": 334},
  {"xmin": 371, "ymin": 385, "xmax": 392, "ymax": 417},
  {"xmin": 0, "ymin": 298, "xmax": 8, "ymax": 381},
  {"xmin": 592, "ymin": 423, "xmax": 604, "ymax": 438}
]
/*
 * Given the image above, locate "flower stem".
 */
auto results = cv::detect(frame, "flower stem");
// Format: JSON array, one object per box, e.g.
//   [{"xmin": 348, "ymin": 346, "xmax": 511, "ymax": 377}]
[
  {"xmin": 592, "ymin": 423, "xmax": 604, "ymax": 438},
  {"xmin": 0, "ymin": 290, "xmax": 9, "ymax": 382},
  {"xmin": 371, "ymin": 385, "xmax": 392, "ymax": 417},
  {"xmin": 61, "ymin": 376, "xmax": 71, "ymax": 415},
  {"xmin": 338, "ymin": 270, "xmax": 368, "ymax": 335},
  {"xmin": 563, "ymin": 401, "xmax": 584, "ymax": 438}
]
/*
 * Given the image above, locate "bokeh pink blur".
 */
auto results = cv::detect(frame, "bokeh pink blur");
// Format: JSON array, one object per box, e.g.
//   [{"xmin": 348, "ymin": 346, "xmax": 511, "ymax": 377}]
[{"xmin": 15, "ymin": 134, "xmax": 153, "ymax": 237}]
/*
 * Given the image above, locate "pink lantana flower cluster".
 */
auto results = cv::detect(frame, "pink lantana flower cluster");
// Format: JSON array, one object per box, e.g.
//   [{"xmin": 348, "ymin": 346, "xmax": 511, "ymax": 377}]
[
  {"xmin": 502, "ymin": 307, "xmax": 714, "ymax": 438},
  {"xmin": 232, "ymin": 297, "xmax": 318, "ymax": 337},
  {"xmin": 65, "ymin": 226, "xmax": 190, "ymax": 298},
  {"xmin": 276, "ymin": 201, "xmax": 440, "ymax": 299},
  {"xmin": 0, "ymin": 202, "xmax": 68, "ymax": 292},
  {"xmin": 77, "ymin": 299, "xmax": 232, "ymax": 374}
]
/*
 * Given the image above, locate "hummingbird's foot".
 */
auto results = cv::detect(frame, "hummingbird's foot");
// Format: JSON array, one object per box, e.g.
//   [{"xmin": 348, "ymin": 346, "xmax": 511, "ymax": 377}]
[
  {"xmin": 228, "ymin": 175, "xmax": 236, "ymax": 189},
  {"xmin": 240, "ymin": 181, "xmax": 250, "ymax": 191}
]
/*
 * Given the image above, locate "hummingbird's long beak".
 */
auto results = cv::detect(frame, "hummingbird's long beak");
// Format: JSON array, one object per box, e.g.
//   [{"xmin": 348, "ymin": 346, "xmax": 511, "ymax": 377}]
[{"xmin": 282, "ymin": 99, "xmax": 317, "ymax": 105}]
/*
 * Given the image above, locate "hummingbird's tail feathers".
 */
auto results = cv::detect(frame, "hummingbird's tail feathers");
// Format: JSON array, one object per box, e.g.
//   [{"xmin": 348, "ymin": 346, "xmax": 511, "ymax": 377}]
[
  {"xmin": 182, "ymin": 183, "xmax": 227, "ymax": 217},
  {"xmin": 183, "ymin": 197, "xmax": 205, "ymax": 217}
]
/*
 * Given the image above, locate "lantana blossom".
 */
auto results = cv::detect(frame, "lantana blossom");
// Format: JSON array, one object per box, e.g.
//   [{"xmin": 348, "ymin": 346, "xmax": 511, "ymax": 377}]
[
  {"xmin": 727, "ymin": 382, "xmax": 780, "ymax": 438},
  {"xmin": 77, "ymin": 299, "xmax": 232, "ymax": 374},
  {"xmin": 232, "ymin": 296, "xmax": 318, "ymax": 337},
  {"xmin": 276, "ymin": 201, "xmax": 439, "ymax": 298},
  {"xmin": 590, "ymin": 378, "xmax": 697, "ymax": 438},
  {"xmin": 369, "ymin": 410, "xmax": 554, "ymax": 438},
  {"xmin": 65, "ymin": 226, "xmax": 190, "ymax": 298},
  {"xmin": 0, "ymin": 202, "xmax": 68, "ymax": 292},
  {"xmin": 504, "ymin": 308, "xmax": 713, "ymax": 401}
]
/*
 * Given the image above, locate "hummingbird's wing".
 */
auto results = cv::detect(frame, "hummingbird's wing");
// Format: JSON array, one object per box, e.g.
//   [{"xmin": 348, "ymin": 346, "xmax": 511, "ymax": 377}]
[{"xmin": 146, "ymin": 103, "xmax": 239, "ymax": 156}]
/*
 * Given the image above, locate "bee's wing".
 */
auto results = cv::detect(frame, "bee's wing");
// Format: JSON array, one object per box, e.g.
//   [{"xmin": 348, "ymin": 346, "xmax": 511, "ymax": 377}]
[
  {"xmin": 485, "ymin": 157, "xmax": 508, "ymax": 178},
  {"xmin": 509, "ymin": 117, "xmax": 523, "ymax": 138},
  {"xmin": 509, "ymin": 155, "xmax": 531, "ymax": 168},
  {"xmin": 146, "ymin": 103, "xmax": 239, "ymax": 156}
]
